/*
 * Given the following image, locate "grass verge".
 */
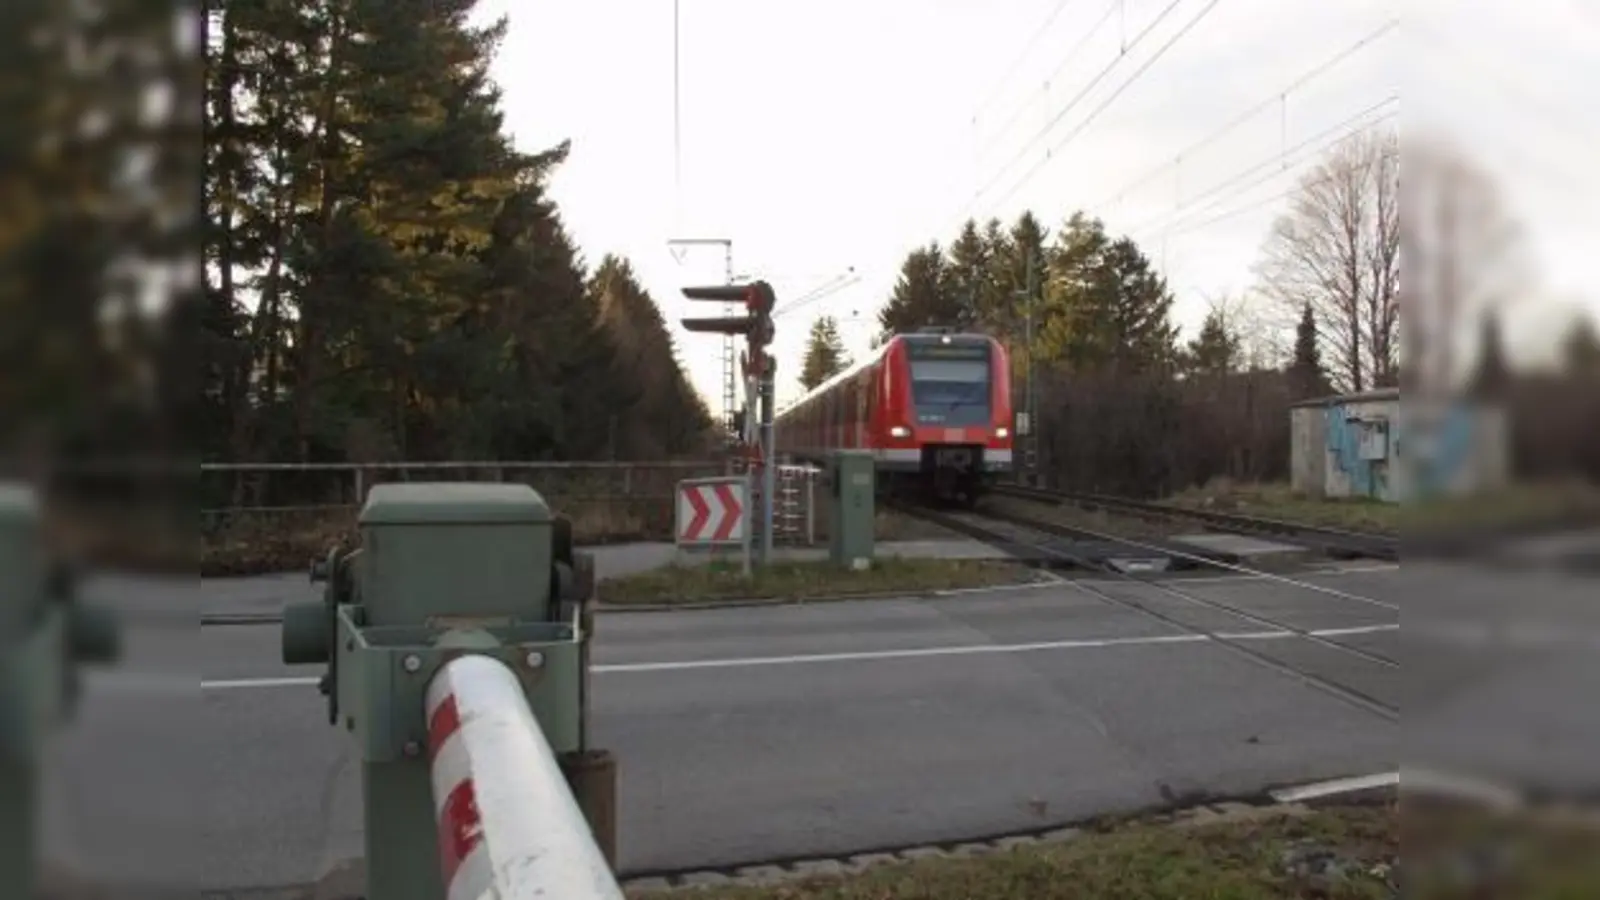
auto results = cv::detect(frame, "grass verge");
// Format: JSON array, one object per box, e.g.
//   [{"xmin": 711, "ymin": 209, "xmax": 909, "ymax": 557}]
[
  {"xmin": 986, "ymin": 493, "xmax": 1192, "ymax": 541},
  {"xmin": 628, "ymin": 803, "xmax": 1398, "ymax": 899},
  {"xmin": 1166, "ymin": 480, "xmax": 1400, "ymax": 533},
  {"xmin": 1167, "ymin": 477, "xmax": 1600, "ymax": 537},
  {"xmin": 600, "ymin": 557, "xmax": 1041, "ymax": 606}
]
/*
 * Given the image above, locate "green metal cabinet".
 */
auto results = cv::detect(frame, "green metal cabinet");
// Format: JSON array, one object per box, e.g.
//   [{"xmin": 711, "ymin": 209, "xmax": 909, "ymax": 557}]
[{"xmin": 828, "ymin": 451, "xmax": 875, "ymax": 569}]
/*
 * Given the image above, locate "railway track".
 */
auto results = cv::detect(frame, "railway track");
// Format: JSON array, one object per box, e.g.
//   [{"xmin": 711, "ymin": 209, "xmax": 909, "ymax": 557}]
[
  {"xmin": 992, "ymin": 483, "xmax": 1400, "ymax": 562},
  {"xmin": 892, "ymin": 498, "xmax": 1400, "ymax": 725}
]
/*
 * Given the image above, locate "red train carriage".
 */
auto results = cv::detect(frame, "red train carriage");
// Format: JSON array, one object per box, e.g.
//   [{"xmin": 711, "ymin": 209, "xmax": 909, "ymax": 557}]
[{"xmin": 775, "ymin": 328, "xmax": 1013, "ymax": 505}]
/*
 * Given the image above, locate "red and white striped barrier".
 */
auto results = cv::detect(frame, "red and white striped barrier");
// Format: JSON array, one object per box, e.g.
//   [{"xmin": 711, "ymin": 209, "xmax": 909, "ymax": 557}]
[{"xmin": 425, "ymin": 654, "xmax": 624, "ymax": 900}]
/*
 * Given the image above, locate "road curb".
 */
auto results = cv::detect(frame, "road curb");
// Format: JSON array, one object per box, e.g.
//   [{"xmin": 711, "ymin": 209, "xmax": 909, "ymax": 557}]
[
  {"xmin": 617, "ymin": 788, "xmax": 1390, "ymax": 893},
  {"xmin": 196, "ymin": 576, "xmax": 1058, "ymax": 624},
  {"xmin": 595, "ymin": 576, "xmax": 1054, "ymax": 614}
]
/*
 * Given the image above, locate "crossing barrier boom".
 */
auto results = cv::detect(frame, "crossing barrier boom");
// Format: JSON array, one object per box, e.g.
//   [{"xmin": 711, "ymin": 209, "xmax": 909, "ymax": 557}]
[{"xmin": 426, "ymin": 654, "xmax": 624, "ymax": 900}]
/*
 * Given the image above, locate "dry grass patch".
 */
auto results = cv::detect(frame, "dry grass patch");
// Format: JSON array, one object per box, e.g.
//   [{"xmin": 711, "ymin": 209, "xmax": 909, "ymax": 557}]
[
  {"xmin": 1169, "ymin": 477, "xmax": 1600, "ymax": 538},
  {"xmin": 628, "ymin": 803, "xmax": 1399, "ymax": 899}
]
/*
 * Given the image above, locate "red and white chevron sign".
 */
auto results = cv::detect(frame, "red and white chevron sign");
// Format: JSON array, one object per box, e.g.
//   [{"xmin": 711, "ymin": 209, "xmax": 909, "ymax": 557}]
[{"xmin": 676, "ymin": 478, "xmax": 746, "ymax": 544}]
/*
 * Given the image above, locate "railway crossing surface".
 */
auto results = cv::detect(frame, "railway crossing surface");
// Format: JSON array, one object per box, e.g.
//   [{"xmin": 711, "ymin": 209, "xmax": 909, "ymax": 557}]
[
  {"xmin": 38, "ymin": 492, "xmax": 1600, "ymax": 896},
  {"xmin": 41, "ymin": 558, "xmax": 1425, "ymax": 893}
]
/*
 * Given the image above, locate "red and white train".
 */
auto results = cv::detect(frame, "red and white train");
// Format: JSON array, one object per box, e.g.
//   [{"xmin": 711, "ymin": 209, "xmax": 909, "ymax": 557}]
[{"xmin": 775, "ymin": 328, "xmax": 1014, "ymax": 504}]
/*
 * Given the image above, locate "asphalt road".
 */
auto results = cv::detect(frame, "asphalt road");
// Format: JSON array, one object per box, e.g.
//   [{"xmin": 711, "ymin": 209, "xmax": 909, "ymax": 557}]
[{"xmin": 38, "ymin": 558, "xmax": 1598, "ymax": 894}]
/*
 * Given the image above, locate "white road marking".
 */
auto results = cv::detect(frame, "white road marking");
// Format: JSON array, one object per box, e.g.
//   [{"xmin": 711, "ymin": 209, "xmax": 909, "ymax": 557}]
[
  {"xmin": 930, "ymin": 577, "xmax": 1063, "ymax": 596},
  {"xmin": 196, "ymin": 675, "xmax": 317, "ymax": 691},
  {"xmin": 1400, "ymin": 767, "xmax": 1525, "ymax": 809},
  {"xmin": 185, "ymin": 622, "xmax": 1399, "ymax": 690},
  {"xmin": 1269, "ymin": 771, "xmax": 1399, "ymax": 803},
  {"xmin": 589, "ymin": 633, "xmax": 1209, "ymax": 673},
  {"xmin": 1078, "ymin": 563, "xmax": 1400, "ymax": 587}
]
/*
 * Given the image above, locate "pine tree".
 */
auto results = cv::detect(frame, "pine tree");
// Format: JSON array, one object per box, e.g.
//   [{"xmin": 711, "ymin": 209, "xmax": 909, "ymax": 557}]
[
  {"xmin": 1186, "ymin": 308, "xmax": 1241, "ymax": 378},
  {"xmin": 590, "ymin": 255, "xmax": 711, "ymax": 457},
  {"xmin": 199, "ymin": 0, "xmax": 712, "ymax": 466},
  {"xmin": 1470, "ymin": 309, "xmax": 1510, "ymax": 397},
  {"xmin": 1562, "ymin": 314, "xmax": 1600, "ymax": 377},
  {"xmin": 1036, "ymin": 215, "xmax": 1176, "ymax": 374},
  {"xmin": 1035, "ymin": 213, "xmax": 1114, "ymax": 367},
  {"xmin": 1001, "ymin": 212, "xmax": 1048, "ymax": 380},
  {"xmin": 973, "ymin": 217, "xmax": 1014, "ymax": 332},
  {"xmin": 4, "ymin": 0, "xmax": 184, "ymax": 458},
  {"xmin": 1094, "ymin": 237, "xmax": 1179, "ymax": 374},
  {"xmin": 877, "ymin": 242, "xmax": 961, "ymax": 340},
  {"xmin": 800, "ymin": 315, "xmax": 850, "ymax": 392},
  {"xmin": 1288, "ymin": 302, "xmax": 1329, "ymax": 399},
  {"xmin": 941, "ymin": 219, "xmax": 990, "ymax": 331}
]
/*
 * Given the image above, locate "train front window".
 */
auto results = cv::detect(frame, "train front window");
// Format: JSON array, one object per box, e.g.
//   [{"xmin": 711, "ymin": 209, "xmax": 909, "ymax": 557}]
[{"xmin": 908, "ymin": 357, "xmax": 991, "ymax": 426}]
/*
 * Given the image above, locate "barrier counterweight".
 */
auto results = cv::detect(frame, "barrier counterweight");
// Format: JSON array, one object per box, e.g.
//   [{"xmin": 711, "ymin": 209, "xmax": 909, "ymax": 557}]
[{"xmin": 425, "ymin": 654, "xmax": 625, "ymax": 900}]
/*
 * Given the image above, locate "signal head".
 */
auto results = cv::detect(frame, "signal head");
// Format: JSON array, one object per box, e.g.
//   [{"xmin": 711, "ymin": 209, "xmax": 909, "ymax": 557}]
[
  {"xmin": 743, "ymin": 281, "xmax": 776, "ymax": 316},
  {"xmin": 682, "ymin": 284, "xmax": 746, "ymax": 303}
]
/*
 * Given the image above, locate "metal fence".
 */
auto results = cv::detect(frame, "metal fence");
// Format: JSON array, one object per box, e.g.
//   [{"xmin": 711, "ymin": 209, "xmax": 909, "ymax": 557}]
[{"xmin": 200, "ymin": 460, "xmax": 820, "ymax": 545}]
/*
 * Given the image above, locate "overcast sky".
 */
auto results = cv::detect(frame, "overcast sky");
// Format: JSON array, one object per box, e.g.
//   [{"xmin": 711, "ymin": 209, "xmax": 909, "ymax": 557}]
[{"xmin": 477, "ymin": 0, "xmax": 1598, "ymax": 412}]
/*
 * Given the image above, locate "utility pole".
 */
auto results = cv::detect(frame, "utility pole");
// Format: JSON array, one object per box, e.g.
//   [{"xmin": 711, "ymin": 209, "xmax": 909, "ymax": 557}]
[
  {"xmin": 680, "ymin": 280, "xmax": 777, "ymax": 566},
  {"xmin": 1021, "ymin": 251, "xmax": 1039, "ymax": 485},
  {"xmin": 667, "ymin": 237, "xmax": 737, "ymax": 445}
]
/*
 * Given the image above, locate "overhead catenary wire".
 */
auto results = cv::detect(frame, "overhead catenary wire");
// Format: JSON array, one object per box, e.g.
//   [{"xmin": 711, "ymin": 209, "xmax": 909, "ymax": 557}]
[
  {"xmin": 672, "ymin": 0, "xmax": 682, "ymax": 223},
  {"xmin": 1151, "ymin": 143, "xmax": 1399, "ymax": 241},
  {"xmin": 978, "ymin": 0, "xmax": 1227, "ymax": 220},
  {"xmin": 972, "ymin": 0, "xmax": 1112, "ymax": 161},
  {"xmin": 774, "ymin": 270, "xmax": 863, "ymax": 319},
  {"xmin": 1421, "ymin": 26, "xmax": 1600, "ymax": 144},
  {"xmin": 952, "ymin": 0, "xmax": 1198, "ymax": 230},
  {"xmin": 1094, "ymin": 18, "xmax": 1399, "ymax": 209},
  {"xmin": 970, "ymin": 0, "xmax": 1081, "ymax": 129},
  {"xmin": 1126, "ymin": 95, "xmax": 1398, "ymax": 238}
]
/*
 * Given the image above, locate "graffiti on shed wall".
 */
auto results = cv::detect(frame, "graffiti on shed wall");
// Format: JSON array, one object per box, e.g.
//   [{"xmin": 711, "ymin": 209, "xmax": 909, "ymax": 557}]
[
  {"xmin": 1405, "ymin": 403, "xmax": 1493, "ymax": 498},
  {"xmin": 1324, "ymin": 404, "xmax": 1394, "ymax": 500},
  {"xmin": 1323, "ymin": 400, "xmax": 1494, "ymax": 502}
]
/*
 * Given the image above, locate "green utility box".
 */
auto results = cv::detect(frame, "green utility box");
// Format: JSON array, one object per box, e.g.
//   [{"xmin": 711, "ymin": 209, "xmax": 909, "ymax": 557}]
[
  {"xmin": 828, "ymin": 450, "xmax": 875, "ymax": 569},
  {"xmin": 357, "ymin": 482, "xmax": 557, "ymax": 626}
]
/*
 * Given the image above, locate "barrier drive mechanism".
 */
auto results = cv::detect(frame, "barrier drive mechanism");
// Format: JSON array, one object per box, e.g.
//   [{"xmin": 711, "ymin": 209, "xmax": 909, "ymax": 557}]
[
  {"xmin": 280, "ymin": 482, "xmax": 621, "ymax": 900},
  {"xmin": 0, "ymin": 482, "xmax": 121, "ymax": 897}
]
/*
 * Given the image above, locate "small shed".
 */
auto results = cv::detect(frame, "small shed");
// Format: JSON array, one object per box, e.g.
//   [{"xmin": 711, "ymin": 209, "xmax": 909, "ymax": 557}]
[{"xmin": 1290, "ymin": 388, "xmax": 1508, "ymax": 503}]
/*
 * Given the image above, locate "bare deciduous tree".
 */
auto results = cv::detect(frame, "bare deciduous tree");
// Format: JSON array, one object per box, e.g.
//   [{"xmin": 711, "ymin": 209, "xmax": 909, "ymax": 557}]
[
  {"xmin": 1399, "ymin": 134, "xmax": 1527, "ymax": 396},
  {"xmin": 1255, "ymin": 129, "xmax": 1399, "ymax": 393},
  {"xmin": 1208, "ymin": 291, "xmax": 1290, "ymax": 371}
]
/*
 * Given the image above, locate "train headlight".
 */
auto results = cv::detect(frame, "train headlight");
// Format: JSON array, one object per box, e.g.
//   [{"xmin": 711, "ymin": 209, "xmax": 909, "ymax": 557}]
[
  {"xmin": 889, "ymin": 425, "xmax": 910, "ymax": 438},
  {"xmin": 995, "ymin": 426, "xmax": 1009, "ymax": 438}
]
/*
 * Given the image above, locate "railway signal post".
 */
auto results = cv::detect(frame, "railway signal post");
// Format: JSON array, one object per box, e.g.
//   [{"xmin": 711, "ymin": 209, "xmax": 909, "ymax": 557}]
[
  {"xmin": 0, "ymin": 483, "xmax": 120, "ymax": 897},
  {"xmin": 682, "ymin": 280, "xmax": 778, "ymax": 565},
  {"xmin": 279, "ymin": 482, "xmax": 619, "ymax": 900}
]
